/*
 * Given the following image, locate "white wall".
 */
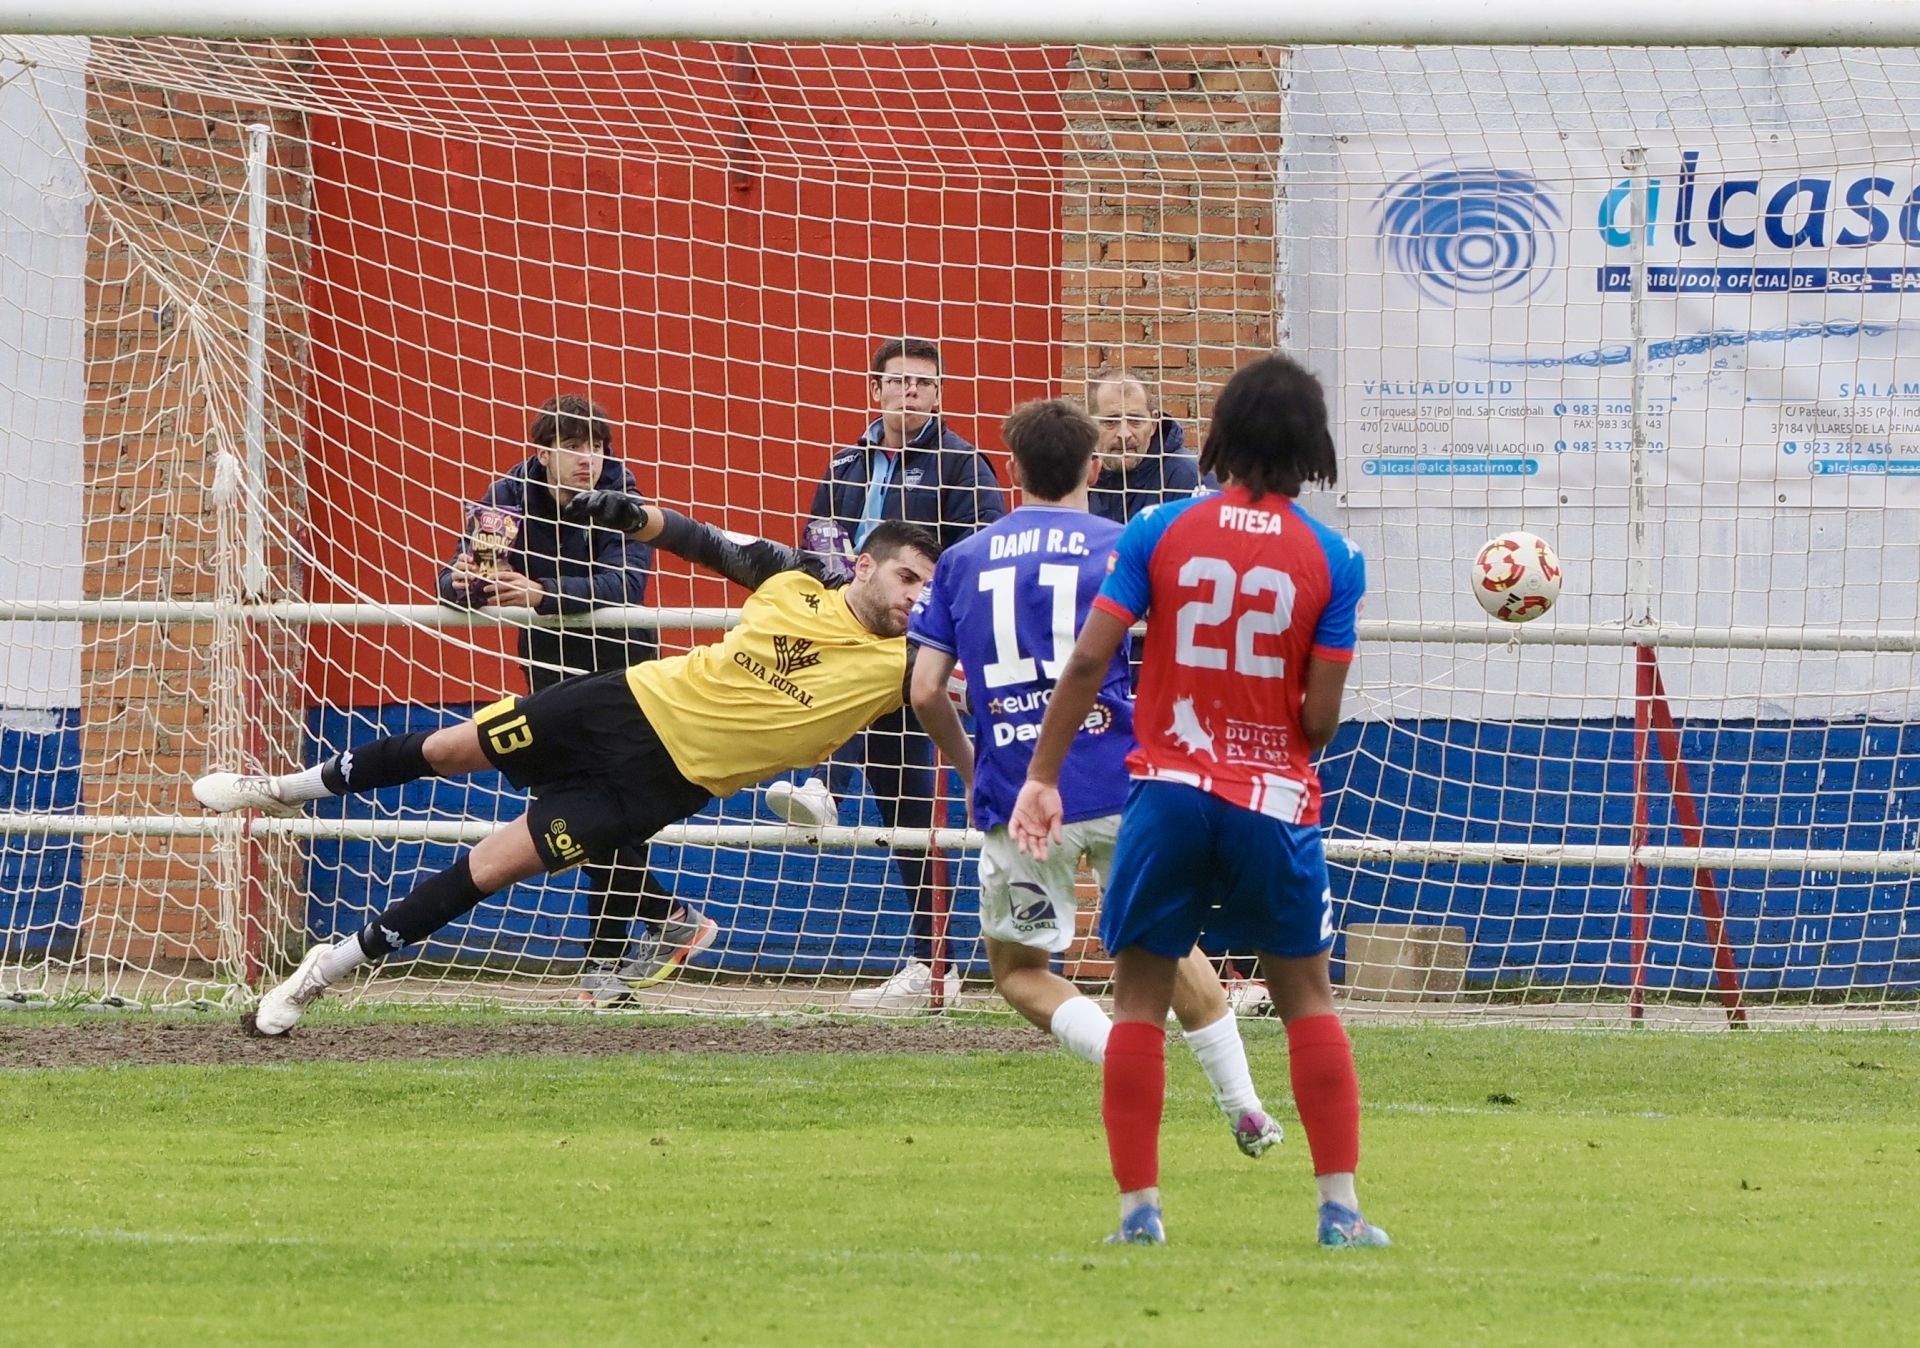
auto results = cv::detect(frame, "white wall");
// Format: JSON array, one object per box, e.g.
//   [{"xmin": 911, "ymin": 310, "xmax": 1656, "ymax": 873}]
[{"xmin": 0, "ymin": 37, "xmax": 88, "ymax": 713}]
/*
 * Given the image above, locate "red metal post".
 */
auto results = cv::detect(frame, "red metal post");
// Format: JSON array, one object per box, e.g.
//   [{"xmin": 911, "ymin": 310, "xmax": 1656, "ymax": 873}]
[
  {"xmin": 1628, "ymin": 644, "xmax": 1654, "ymax": 1022},
  {"xmin": 926, "ymin": 757, "xmax": 953, "ymax": 1012},
  {"xmin": 1644, "ymin": 663, "xmax": 1747, "ymax": 1024}
]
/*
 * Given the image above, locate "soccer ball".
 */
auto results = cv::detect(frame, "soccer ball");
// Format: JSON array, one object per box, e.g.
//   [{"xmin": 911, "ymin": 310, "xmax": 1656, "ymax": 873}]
[{"xmin": 1470, "ymin": 531, "xmax": 1562, "ymax": 623}]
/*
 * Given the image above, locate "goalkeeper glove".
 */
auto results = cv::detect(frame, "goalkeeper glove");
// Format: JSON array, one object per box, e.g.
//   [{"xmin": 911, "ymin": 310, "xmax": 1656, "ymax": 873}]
[{"xmin": 567, "ymin": 489, "xmax": 649, "ymax": 534}]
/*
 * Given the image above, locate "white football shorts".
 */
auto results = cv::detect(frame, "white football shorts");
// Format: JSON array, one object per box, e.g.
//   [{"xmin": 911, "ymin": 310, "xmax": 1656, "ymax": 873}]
[{"xmin": 976, "ymin": 814, "xmax": 1119, "ymax": 953}]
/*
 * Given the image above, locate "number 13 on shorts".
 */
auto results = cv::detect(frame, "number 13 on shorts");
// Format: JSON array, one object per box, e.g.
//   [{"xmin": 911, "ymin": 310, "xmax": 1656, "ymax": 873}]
[{"xmin": 477, "ymin": 696, "xmax": 535, "ymax": 756}]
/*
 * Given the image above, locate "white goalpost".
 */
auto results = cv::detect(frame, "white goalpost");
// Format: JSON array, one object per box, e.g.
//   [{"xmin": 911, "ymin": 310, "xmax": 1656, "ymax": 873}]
[{"xmin": 3, "ymin": 5, "xmax": 1920, "ymax": 1022}]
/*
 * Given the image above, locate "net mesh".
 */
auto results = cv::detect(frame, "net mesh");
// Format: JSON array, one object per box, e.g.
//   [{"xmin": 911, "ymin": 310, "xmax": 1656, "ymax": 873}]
[{"xmin": 0, "ymin": 35, "xmax": 1914, "ymax": 1022}]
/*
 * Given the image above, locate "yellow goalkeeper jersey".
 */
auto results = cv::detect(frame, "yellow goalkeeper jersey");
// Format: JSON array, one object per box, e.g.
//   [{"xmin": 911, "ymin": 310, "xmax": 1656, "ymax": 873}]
[{"xmin": 624, "ymin": 569, "xmax": 907, "ymax": 795}]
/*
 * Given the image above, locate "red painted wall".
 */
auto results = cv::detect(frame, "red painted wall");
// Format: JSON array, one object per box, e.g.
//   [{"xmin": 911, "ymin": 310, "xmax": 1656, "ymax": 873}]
[{"xmin": 299, "ymin": 41, "xmax": 1063, "ymax": 706}]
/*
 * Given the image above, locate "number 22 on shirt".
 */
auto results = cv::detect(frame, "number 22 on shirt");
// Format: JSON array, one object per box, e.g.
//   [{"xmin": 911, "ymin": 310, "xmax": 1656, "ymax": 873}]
[{"xmin": 1171, "ymin": 555, "xmax": 1296, "ymax": 678}]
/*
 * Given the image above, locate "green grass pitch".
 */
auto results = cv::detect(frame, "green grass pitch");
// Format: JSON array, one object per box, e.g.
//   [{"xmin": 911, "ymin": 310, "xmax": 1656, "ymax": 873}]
[{"xmin": 5, "ymin": 1018, "xmax": 1917, "ymax": 1347}]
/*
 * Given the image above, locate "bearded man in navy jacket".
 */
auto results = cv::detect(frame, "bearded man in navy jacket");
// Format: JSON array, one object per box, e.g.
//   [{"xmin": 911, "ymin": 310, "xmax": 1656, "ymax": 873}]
[{"xmin": 1083, "ymin": 367, "xmax": 1216, "ymax": 526}]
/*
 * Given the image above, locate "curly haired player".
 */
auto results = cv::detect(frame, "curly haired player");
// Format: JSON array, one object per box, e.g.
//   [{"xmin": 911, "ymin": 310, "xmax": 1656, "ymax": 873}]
[
  {"xmin": 907, "ymin": 396, "xmax": 1284, "ymax": 1162},
  {"xmin": 1011, "ymin": 354, "xmax": 1390, "ymax": 1249},
  {"xmin": 196, "ymin": 502, "xmax": 937, "ymax": 1036}
]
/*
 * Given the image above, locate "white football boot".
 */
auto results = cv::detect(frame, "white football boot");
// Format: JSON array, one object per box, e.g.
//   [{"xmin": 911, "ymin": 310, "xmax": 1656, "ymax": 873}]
[
  {"xmin": 245, "ymin": 945, "xmax": 334, "ymax": 1036},
  {"xmin": 764, "ymin": 776, "xmax": 839, "ymax": 830},
  {"xmin": 1224, "ymin": 977, "xmax": 1273, "ymax": 1017},
  {"xmin": 193, "ymin": 771, "xmax": 303, "ymax": 819},
  {"xmin": 846, "ymin": 959, "xmax": 961, "ymax": 1012}
]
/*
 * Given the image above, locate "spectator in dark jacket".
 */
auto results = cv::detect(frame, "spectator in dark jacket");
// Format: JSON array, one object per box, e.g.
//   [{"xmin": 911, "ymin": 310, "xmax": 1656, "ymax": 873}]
[
  {"xmin": 439, "ymin": 394, "xmax": 713, "ymax": 1006},
  {"xmin": 788, "ymin": 338, "xmax": 1006, "ymax": 1011},
  {"xmin": 1083, "ymin": 367, "xmax": 1215, "ymax": 526},
  {"xmin": 803, "ymin": 338, "xmax": 1005, "ymax": 565}
]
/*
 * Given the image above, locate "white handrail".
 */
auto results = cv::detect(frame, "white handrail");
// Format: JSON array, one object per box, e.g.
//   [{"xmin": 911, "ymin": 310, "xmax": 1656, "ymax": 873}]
[
  {"xmin": 4, "ymin": 810, "xmax": 1918, "ymax": 873},
  {"xmin": 4, "ymin": 599, "xmax": 1918, "ymax": 652}
]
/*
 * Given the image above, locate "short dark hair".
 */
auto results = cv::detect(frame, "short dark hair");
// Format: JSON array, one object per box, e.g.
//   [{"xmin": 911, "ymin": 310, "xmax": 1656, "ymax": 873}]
[
  {"xmin": 1002, "ymin": 399, "xmax": 1098, "ymax": 502},
  {"xmin": 529, "ymin": 393, "xmax": 612, "ymax": 450},
  {"xmin": 870, "ymin": 338, "xmax": 942, "ymax": 376},
  {"xmin": 858, "ymin": 519, "xmax": 940, "ymax": 568},
  {"xmin": 1198, "ymin": 355, "xmax": 1338, "ymax": 501}
]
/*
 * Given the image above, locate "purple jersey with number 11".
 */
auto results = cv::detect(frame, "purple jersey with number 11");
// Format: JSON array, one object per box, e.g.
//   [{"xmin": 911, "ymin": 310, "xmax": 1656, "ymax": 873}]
[
  {"xmin": 1093, "ymin": 486, "xmax": 1365, "ymax": 826},
  {"xmin": 909, "ymin": 505, "xmax": 1134, "ymax": 831}
]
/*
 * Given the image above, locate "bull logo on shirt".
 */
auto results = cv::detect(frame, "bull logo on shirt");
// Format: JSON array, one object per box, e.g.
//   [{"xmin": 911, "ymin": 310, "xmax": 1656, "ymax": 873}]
[
  {"xmin": 772, "ymin": 635, "xmax": 824, "ymax": 677},
  {"xmin": 1168, "ymin": 696, "xmax": 1217, "ymax": 760}
]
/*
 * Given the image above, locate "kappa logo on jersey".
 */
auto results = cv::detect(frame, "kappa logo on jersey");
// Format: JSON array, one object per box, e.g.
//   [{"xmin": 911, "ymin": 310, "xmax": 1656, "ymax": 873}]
[
  {"xmin": 338, "ymin": 748, "xmax": 356, "ymax": 786},
  {"xmin": 544, "ymin": 816, "xmax": 586, "ymax": 866},
  {"xmin": 1168, "ymin": 696, "xmax": 1217, "ymax": 759},
  {"xmin": 802, "ymin": 592, "xmax": 821, "ymax": 613},
  {"xmin": 772, "ymin": 634, "xmax": 823, "ymax": 677}
]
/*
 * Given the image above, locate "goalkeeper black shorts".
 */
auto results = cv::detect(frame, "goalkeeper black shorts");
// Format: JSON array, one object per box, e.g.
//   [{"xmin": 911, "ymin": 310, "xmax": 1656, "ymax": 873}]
[{"xmin": 473, "ymin": 668, "xmax": 711, "ymax": 871}]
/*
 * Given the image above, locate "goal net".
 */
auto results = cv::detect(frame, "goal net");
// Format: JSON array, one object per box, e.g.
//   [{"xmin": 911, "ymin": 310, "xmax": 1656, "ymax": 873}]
[{"xmin": 1, "ymin": 31, "xmax": 1916, "ymax": 1023}]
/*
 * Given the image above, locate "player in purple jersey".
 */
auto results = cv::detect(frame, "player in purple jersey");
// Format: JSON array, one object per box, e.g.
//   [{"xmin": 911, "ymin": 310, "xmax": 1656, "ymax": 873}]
[
  {"xmin": 909, "ymin": 398, "xmax": 1282, "ymax": 1161},
  {"xmin": 1011, "ymin": 355, "xmax": 1389, "ymax": 1249}
]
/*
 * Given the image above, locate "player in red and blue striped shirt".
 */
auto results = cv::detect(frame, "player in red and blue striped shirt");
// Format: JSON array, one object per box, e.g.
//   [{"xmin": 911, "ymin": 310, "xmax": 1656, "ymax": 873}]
[{"xmin": 1011, "ymin": 354, "xmax": 1389, "ymax": 1249}]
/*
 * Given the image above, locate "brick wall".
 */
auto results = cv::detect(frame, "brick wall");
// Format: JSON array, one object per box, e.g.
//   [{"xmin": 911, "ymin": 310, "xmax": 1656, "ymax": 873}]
[
  {"xmin": 62, "ymin": 40, "xmax": 1285, "ymax": 993},
  {"xmin": 1062, "ymin": 46, "xmax": 1284, "ymax": 422},
  {"xmin": 1058, "ymin": 45, "xmax": 1285, "ymax": 981},
  {"xmin": 79, "ymin": 41, "xmax": 311, "ymax": 988}
]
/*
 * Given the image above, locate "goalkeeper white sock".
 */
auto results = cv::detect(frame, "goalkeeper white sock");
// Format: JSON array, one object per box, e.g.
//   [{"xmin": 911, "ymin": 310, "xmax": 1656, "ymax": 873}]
[
  {"xmin": 273, "ymin": 765, "xmax": 336, "ymax": 804},
  {"xmin": 316, "ymin": 938, "xmax": 369, "ymax": 983},
  {"xmin": 1049, "ymin": 995, "xmax": 1112, "ymax": 1066},
  {"xmin": 1183, "ymin": 1011, "xmax": 1261, "ymax": 1115}
]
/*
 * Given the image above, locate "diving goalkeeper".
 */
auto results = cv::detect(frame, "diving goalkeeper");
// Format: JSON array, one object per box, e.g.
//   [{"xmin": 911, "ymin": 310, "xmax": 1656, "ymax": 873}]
[{"xmin": 193, "ymin": 498, "xmax": 939, "ymax": 1036}]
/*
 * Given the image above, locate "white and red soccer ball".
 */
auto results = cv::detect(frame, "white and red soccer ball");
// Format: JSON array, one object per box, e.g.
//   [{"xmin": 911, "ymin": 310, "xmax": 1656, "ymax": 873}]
[{"xmin": 1470, "ymin": 531, "xmax": 1562, "ymax": 623}]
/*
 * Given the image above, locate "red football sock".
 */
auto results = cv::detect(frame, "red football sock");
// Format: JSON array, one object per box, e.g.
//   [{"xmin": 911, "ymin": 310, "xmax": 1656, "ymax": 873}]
[
  {"xmin": 1102, "ymin": 1020, "xmax": 1167, "ymax": 1192},
  {"xmin": 1287, "ymin": 1013, "xmax": 1361, "ymax": 1175}
]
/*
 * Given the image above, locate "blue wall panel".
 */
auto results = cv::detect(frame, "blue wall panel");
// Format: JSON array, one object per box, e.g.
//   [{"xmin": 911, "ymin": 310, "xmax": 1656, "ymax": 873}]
[
  {"xmin": 302, "ymin": 707, "xmax": 1920, "ymax": 990},
  {"xmin": 303, "ymin": 705, "xmax": 980, "ymax": 975},
  {"xmin": 0, "ymin": 709, "xmax": 84, "ymax": 959},
  {"xmin": 1319, "ymin": 719, "xmax": 1920, "ymax": 991}
]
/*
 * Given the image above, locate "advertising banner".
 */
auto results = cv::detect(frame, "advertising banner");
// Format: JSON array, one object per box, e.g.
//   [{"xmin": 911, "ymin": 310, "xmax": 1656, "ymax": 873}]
[{"xmin": 1342, "ymin": 136, "xmax": 1920, "ymax": 505}]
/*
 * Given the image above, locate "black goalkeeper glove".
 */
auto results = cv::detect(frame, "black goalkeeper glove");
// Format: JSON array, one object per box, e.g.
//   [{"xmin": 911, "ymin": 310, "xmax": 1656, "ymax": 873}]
[{"xmin": 566, "ymin": 489, "xmax": 649, "ymax": 534}]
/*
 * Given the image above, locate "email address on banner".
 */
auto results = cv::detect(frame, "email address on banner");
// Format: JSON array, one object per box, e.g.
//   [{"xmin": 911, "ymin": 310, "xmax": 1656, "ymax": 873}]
[
  {"xmin": 1808, "ymin": 459, "xmax": 1920, "ymax": 475},
  {"xmin": 1361, "ymin": 458, "xmax": 1539, "ymax": 476},
  {"xmin": 1597, "ymin": 265, "xmax": 1920, "ymax": 293}
]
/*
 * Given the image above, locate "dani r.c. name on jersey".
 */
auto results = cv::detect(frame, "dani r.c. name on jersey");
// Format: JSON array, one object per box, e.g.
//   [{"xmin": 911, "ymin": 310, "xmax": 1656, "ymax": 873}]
[
  {"xmin": 1092, "ymin": 486, "xmax": 1365, "ymax": 825},
  {"xmin": 909, "ymin": 505, "xmax": 1134, "ymax": 831}
]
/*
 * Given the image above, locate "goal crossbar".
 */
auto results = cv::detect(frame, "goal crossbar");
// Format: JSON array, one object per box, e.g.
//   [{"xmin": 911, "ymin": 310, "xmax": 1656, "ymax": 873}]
[{"xmin": 7, "ymin": 0, "xmax": 1920, "ymax": 45}]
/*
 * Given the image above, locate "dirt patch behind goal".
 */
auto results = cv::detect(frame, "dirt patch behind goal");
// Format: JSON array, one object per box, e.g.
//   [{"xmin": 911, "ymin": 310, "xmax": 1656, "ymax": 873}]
[{"xmin": 0, "ymin": 1018, "xmax": 1051, "ymax": 1069}]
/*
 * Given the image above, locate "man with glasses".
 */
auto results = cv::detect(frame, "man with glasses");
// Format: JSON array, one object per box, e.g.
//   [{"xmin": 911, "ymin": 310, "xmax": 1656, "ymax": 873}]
[{"xmin": 787, "ymin": 337, "xmax": 1006, "ymax": 1010}]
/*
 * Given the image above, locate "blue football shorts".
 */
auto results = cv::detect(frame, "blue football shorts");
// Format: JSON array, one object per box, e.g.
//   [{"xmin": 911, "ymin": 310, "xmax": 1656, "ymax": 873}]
[{"xmin": 1099, "ymin": 778, "xmax": 1335, "ymax": 961}]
